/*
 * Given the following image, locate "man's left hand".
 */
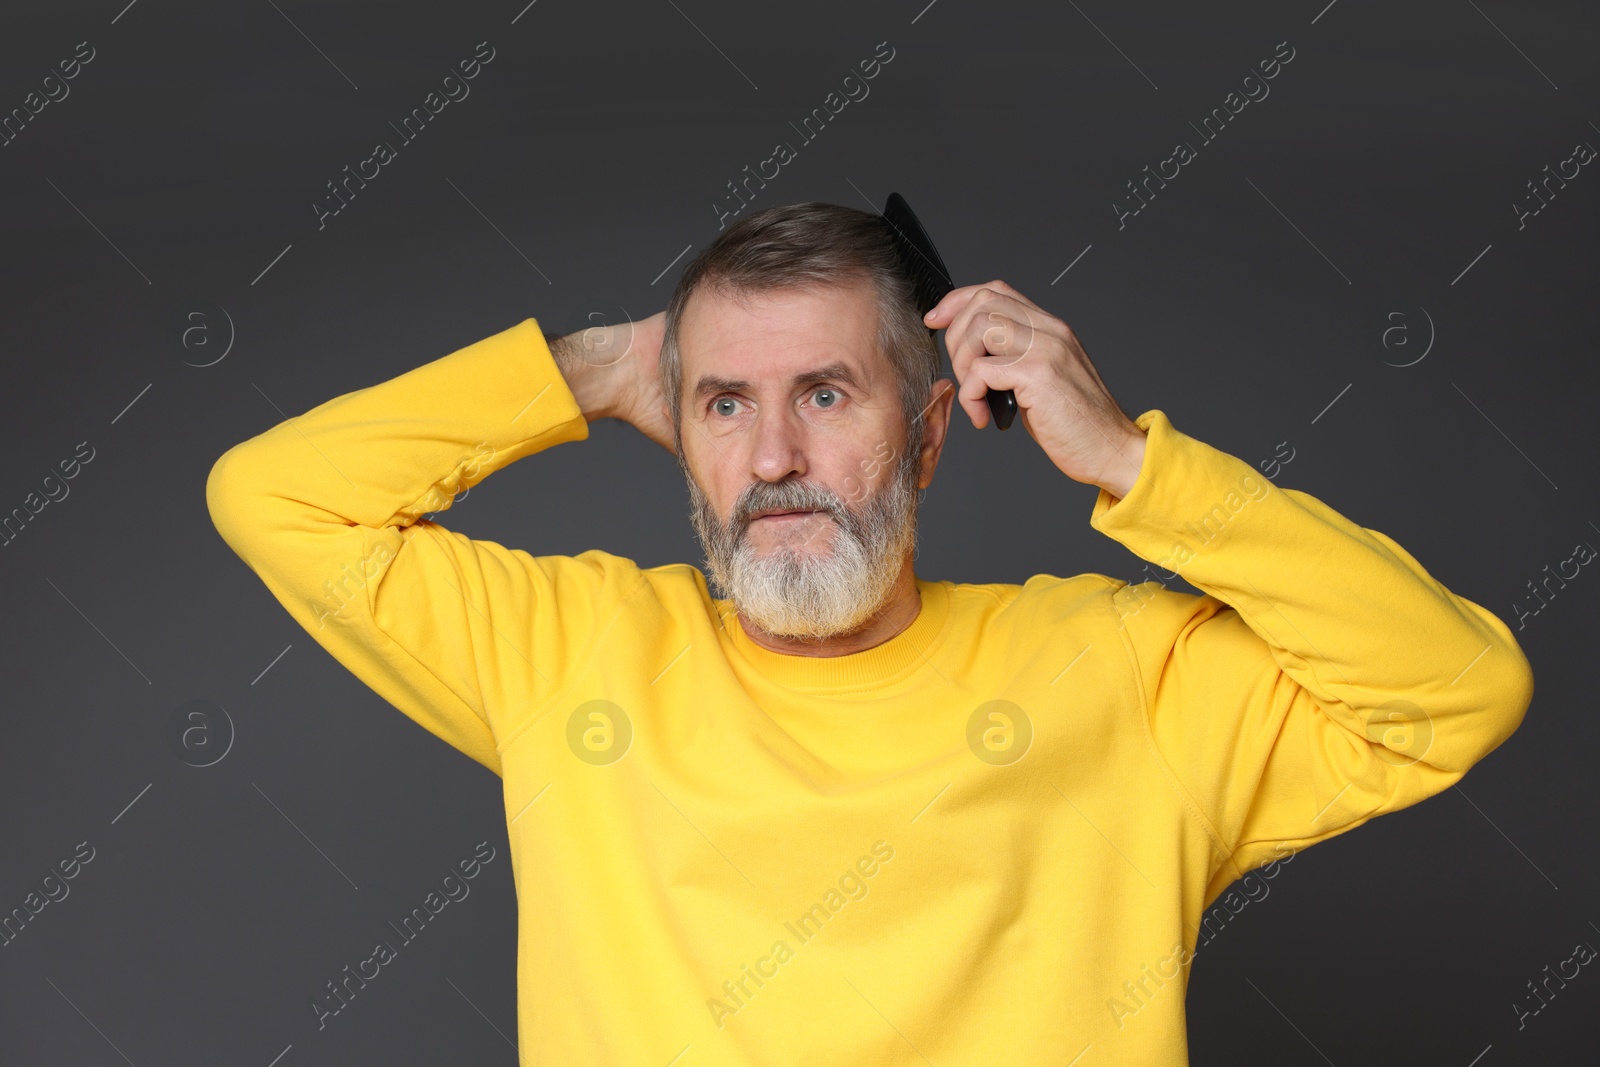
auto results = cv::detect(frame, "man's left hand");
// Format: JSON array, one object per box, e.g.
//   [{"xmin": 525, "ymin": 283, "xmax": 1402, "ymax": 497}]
[{"xmin": 924, "ymin": 280, "xmax": 1148, "ymax": 499}]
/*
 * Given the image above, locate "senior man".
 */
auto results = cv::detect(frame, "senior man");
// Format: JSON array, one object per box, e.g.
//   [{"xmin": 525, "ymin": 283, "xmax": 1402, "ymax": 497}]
[{"xmin": 207, "ymin": 201, "xmax": 1532, "ymax": 1065}]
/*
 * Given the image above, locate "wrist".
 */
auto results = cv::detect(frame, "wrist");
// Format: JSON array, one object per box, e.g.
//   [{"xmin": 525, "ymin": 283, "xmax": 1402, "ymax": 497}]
[
  {"xmin": 547, "ymin": 330, "xmax": 621, "ymax": 423},
  {"xmin": 1095, "ymin": 426, "xmax": 1148, "ymax": 501}
]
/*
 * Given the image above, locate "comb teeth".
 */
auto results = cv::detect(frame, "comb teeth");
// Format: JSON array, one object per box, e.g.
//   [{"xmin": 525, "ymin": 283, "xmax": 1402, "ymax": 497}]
[
  {"xmin": 881, "ymin": 192, "xmax": 954, "ymax": 318},
  {"xmin": 894, "ymin": 245, "xmax": 952, "ymax": 318},
  {"xmin": 879, "ymin": 190, "xmax": 1019, "ymax": 431}
]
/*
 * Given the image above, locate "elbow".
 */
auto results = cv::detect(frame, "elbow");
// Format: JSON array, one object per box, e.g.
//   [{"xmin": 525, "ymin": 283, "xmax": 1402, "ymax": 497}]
[
  {"xmin": 1484, "ymin": 600, "xmax": 1537, "ymax": 750},
  {"xmin": 1454, "ymin": 633, "xmax": 1535, "ymax": 768},
  {"xmin": 1493, "ymin": 637, "xmax": 1535, "ymax": 747},
  {"xmin": 205, "ymin": 442, "xmax": 268, "ymax": 553},
  {"xmin": 1406, "ymin": 631, "xmax": 1534, "ymax": 777},
  {"xmin": 1443, "ymin": 601, "xmax": 1537, "ymax": 766}
]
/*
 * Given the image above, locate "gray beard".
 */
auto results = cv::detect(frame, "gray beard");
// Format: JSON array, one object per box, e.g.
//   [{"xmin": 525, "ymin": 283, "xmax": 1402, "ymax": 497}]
[{"xmin": 681, "ymin": 445, "xmax": 923, "ymax": 641}]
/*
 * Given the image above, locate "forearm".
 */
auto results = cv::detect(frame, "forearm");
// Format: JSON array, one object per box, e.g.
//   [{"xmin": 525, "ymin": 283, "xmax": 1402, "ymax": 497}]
[
  {"xmin": 544, "ymin": 325, "xmax": 640, "ymax": 425},
  {"xmin": 206, "ymin": 316, "xmax": 589, "ymax": 595},
  {"xmin": 1096, "ymin": 428, "xmax": 1148, "ymax": 501},
  {"xmin": 206, "ymin": 318, "xmax": 598, "ymax": 772},
  {"xmin": 1095, "ymin": 410, "xmax": 1533, "ymax": 771}
]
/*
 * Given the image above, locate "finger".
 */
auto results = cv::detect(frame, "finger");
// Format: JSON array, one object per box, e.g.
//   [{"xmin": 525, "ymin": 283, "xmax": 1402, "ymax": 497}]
[
  {"xmin": 924, "ymin": 278, "xmax": 1045, "ymax": 327},
  {"xmin": 946, "ymin": 301, "xmax": 1043, "ymax": 384},
  {"xmin": 941, "ymin": 287, "xmax": 1012, "ymax": 374},
  {"xmin": 963, "ymin": 278, "xmax": 1049, "ymax": 319},
  {"xmin": 944, "ymin": 289, "xmax": 1056, "ymax": 373},
  {"xmin": 954, "ymin": 315, "xmax": 1045, "ymax": 430},
  {"xmin": 948, "ymin": 309, "xmax": 1023, "ymax": 388},
  {"xmin": 954, "ymin": 352, "xmax": 1003, "ymax": 428},
  {"xmin": 923, "ymin": 282, "xmax": 999, "ymax": 329}
]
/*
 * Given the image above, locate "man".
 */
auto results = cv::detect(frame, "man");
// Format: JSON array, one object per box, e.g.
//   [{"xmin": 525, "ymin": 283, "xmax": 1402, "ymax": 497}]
[{"xmin": 207, "ymin": 202, "xmax": 1533, "ymax": 1065}]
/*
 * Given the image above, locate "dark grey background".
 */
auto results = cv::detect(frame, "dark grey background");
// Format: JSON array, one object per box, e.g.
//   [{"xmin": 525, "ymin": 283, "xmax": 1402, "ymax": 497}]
[{"xmin": 1, "ymin": 0, "xmax": 1596, "ymax": 1063}]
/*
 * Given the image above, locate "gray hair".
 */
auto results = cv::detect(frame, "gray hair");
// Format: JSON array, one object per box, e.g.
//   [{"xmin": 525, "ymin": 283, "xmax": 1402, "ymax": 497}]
[{"xmin": 659, "ymin": 202, "xmax": 942, "ymax": 463}]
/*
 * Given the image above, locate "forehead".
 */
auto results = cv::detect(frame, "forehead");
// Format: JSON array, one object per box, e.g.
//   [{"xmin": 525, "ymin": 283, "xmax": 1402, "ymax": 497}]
[{"xmin": 678, "ymin": 282, "xmax": 884, "ymax": 394}]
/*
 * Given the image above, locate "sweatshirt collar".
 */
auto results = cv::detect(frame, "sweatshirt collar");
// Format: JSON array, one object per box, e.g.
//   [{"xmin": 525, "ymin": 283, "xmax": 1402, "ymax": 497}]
[{"xmin": 721, "ymin": 578, "xmax": 953, "ymax": 692}]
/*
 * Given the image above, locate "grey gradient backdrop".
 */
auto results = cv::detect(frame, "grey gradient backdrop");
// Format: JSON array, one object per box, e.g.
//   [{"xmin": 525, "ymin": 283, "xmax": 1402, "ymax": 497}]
[{"xmin": 1, "ymin": 0, "xmax": 1597, "ymax": 1064}]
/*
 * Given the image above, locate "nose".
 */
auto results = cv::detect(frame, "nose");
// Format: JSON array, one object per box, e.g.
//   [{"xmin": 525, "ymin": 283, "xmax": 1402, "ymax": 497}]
[{"xmin": 748, "ymin": 403, "xmax": 807, "ymax": 487}]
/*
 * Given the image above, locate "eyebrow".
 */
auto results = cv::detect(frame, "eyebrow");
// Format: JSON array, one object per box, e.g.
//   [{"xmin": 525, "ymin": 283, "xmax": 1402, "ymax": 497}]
[{"xmin": 691, "ymin": 361, "xmax": 865, "ymax": 405}]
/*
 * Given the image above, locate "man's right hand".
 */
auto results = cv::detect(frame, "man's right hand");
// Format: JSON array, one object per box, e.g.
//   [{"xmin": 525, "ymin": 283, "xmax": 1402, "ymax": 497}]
[{"xmin": 549, "ymin": 312, "xmax": 676, "ymax": 455}]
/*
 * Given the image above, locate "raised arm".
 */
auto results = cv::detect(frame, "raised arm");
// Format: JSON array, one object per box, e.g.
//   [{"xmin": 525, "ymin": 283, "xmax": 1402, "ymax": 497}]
[
  {"xmin": 205, "ymin": 317, "xmax": 660, "ymax": 774},
  {"xmin": 1093, "ymin": 409, "xmax": 1535, "ymax": 904},
  {"xmin": 918, "ymin": 278, "xmax": 1532, "ymax": 904}
]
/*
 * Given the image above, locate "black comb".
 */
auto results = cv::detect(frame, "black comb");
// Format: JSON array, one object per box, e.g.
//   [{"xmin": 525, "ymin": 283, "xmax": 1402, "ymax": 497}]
[{"xmin": 880, "ymin": 191, "xmax": 1017, "ymax": 431}]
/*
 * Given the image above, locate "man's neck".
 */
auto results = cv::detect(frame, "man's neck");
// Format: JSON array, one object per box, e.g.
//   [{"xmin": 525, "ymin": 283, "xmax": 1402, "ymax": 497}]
[{"xmin": 737, "ymin": 556, "xmax": 921, "ymax": 658}]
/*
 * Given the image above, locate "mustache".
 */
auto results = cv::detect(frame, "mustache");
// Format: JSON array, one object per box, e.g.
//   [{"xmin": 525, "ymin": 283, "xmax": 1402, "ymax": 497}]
[{"xmin": 731, "ymin": 481, "xmax": 847, "ymax": 534}]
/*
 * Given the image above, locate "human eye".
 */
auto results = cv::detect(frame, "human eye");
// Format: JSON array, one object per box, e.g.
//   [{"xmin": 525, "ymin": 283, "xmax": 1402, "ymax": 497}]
[
  {"xmin": 709, "ymin": 395, "xmax": 746, "ymax": 418},
  {"xmin": 807, "ymin": 385, "xmax": 845, "ymax": 410}
]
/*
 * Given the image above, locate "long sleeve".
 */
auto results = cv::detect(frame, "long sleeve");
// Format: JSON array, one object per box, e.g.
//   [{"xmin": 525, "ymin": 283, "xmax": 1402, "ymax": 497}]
[
  {"xmin": 205, "ymin": 318, "xmax": 642, "ymax": 775},
  {"xmin": 1090, "ymin": 409, "xmax": 1534, "ymax": 904}
]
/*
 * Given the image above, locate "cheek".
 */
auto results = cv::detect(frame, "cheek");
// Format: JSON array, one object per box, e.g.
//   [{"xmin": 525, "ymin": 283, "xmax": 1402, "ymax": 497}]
[{"xmin": 689, "ymin": 455, "xmax": 746, "ymax": 519}]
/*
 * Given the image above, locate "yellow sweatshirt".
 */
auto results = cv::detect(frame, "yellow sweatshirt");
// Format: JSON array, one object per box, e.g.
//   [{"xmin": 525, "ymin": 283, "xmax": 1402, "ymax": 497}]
[{"xmin": 206, "ymin": 318, "xmax": 1533, "ymax": 1065}]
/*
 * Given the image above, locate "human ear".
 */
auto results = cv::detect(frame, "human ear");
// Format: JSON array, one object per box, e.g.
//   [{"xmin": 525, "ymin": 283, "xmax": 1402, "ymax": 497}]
[{"xmin": 916, "ymin": 378, "xmax": 957, "ymax": 489}]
